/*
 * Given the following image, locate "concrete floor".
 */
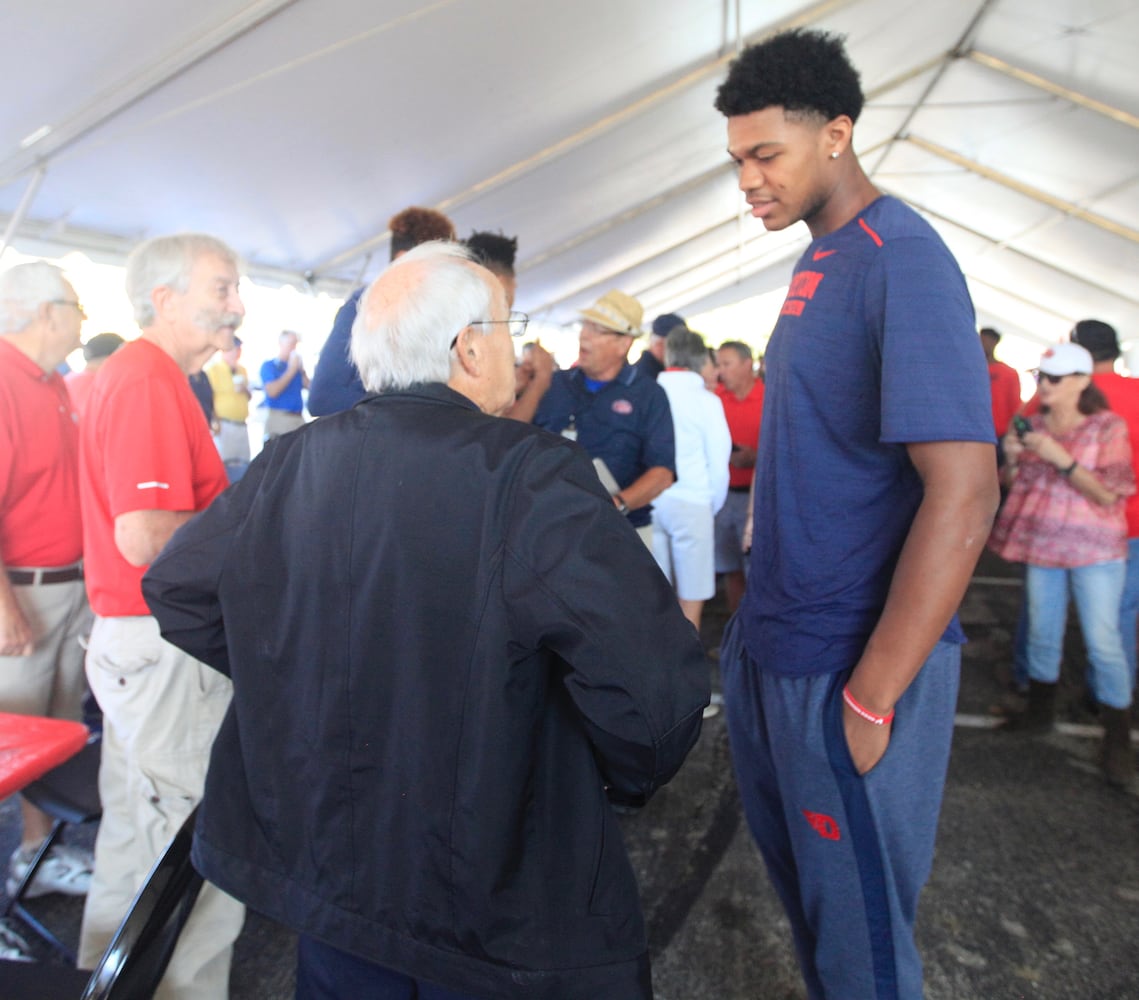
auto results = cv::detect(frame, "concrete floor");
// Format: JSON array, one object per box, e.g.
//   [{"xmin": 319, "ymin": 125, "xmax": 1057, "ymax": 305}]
[{"xmin": 3, "ymin": 550, "xmax": 1138, "ymax": 999}]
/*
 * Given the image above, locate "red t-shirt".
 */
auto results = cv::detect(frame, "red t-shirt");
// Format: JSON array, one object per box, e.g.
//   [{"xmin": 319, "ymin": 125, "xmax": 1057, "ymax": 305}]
[
  {"xmin": 988, "ymin": 360, "xmax": 1022, "ymax": 438},
  {"xmin": 80, "ymin": 339, "xmax": 228, "ymax": 616},
  {"xmin": 1091, "ymin": 373, "xmax": 1139, "ymax": 538},
  {"xmin": 0, "ymin": 340, "xmax": 82, "ymax": 567},
  {"xmin": 64, "ymin": 370, "xmax": 96, "ymax": 419},
  {"xmin": 716, "ymin": 379, "xmax": 765, "ymax": 489}
]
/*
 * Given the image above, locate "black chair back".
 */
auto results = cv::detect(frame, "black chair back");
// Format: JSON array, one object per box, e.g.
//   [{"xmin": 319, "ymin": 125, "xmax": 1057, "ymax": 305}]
[{"xmin": 79, "ymin": 806, "xmax": 204, "ymax": 1000}]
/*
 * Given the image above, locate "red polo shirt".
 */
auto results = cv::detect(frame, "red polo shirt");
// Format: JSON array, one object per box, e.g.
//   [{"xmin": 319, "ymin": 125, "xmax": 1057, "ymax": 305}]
[
  {"xmin": 80, "ymin": 338, "xmax": 227, "ymax": 617},
  {"xmin": 0, "ymin": 339, "xmax": 82, "ymax": 567},
  {"xmin": 988, "ymin": 360, "xmax": 1022, "ymax": 438},
  {"xmin": 717, "ymin": 379, "xmax": 765, "ymax": 489}
]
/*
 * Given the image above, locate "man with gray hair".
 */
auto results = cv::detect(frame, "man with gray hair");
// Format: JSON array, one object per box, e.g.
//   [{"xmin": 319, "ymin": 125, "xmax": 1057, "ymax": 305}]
[
  {"xmin": 142, "ymin": 241, "xmax": 709, "ymax": 999},
  {"xmin": 0, "ymin": 263, "xmax": 94, "ymax": 933},
  {"xmin": 77, "ymin": 233, "xmax": 246, "ymax": 997}
]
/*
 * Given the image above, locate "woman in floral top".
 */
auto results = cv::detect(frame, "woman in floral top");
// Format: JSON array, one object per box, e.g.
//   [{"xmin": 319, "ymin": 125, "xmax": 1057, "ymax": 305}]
[{"xmin": 989, "ymin": 342, "xmax": 1135, "ymax": 787}]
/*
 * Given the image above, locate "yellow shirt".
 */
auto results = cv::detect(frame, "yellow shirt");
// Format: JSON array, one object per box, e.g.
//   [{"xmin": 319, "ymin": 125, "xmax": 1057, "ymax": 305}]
[{"xmin": 206, "ymin": 360, "xmax": 250, "ymax": 423}]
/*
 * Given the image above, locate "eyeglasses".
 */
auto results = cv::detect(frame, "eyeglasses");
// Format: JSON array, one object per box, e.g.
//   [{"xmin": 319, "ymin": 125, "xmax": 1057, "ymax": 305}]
[
  {"xmin": 451, "ymin": 311, "xmax": 529, "ymax": 349},
  {"xmin": 51, "ymin": 299, "xmax": 87, "ymax": 321},
  {"xmin": 468, "ymin": 311, "xmax": 528, "ymax": 338},
  {"xmin": 1035, "ymin": 372, "xmax": 1073, "ymax": 385}
]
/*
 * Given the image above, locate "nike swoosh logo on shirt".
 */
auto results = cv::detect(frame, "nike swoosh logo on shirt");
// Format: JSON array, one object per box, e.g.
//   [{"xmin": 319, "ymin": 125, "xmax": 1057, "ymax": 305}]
[
  {"xmin": 813, "ymin": 249, "xmax": 837, "ymax": 261},
  {"xmin": 136, "ymin": 481, "xmax": 171, "ymax": 490}
]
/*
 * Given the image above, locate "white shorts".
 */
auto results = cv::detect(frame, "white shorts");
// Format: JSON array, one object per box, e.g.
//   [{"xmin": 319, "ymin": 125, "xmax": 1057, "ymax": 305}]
[{"xmin": 651, "ymin": 494, "xmax": 715, "ymax": 601}]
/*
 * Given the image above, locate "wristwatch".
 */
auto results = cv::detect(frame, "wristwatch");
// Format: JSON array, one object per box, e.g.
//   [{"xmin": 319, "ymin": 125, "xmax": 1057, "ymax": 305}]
[{"xmin": 614, "ymin": 494, "xmax": 630, "ymax": 515}]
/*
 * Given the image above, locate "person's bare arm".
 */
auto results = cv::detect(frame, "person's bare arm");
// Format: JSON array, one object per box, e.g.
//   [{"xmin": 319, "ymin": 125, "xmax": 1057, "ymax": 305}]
[
  {"xmin": 115, "ymin": 509, "xmax": 197, "ymax": 567},
  {"xmin": 844, "ymin": 440, "xmax": 999, "ymax": 773},
  {"xmin": 614, "ymin": 467, "xmax": 675, "ymax": 512},
  {"xmin": 1022, "ymin": 430, "xmax": 1123, "ymax": 507},
  {"xmin": 504, "ymin": 345, "xmax": 554, "ymax": 423},
  {"xmin": 0, "ymin": 558, "xmax": 33, "ymax": 656}
]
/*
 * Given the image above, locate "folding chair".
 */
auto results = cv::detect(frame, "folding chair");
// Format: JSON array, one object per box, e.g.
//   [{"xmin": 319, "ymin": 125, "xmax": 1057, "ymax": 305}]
[{"xmin": 0, "ymin": 805, "xmax": 204, "ymax": 1000}]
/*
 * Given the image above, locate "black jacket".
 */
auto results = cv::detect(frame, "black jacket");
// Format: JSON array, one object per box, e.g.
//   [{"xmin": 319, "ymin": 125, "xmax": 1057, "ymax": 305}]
[{"xmin": 143, "ymin": 384, "xmax": 709, "ymax": 999}]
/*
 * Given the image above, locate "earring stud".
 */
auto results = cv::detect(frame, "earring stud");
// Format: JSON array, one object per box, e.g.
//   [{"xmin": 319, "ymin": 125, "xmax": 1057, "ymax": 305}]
[{"xmin": 830, "ymin": 151, "xmax": 840, "ymax": 159}]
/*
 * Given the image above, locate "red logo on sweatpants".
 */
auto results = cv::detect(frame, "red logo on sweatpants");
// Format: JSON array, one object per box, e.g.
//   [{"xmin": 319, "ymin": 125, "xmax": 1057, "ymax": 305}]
[{"xmin": 803, "ymin": 810, "xmax": 841, "ymax": 841}]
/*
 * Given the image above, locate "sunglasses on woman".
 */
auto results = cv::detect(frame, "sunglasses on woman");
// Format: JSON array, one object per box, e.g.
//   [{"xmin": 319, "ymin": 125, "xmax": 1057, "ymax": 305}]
[{"xmin": 1036, "ymin": 372, "xmax": 1073, "ymax": 385}]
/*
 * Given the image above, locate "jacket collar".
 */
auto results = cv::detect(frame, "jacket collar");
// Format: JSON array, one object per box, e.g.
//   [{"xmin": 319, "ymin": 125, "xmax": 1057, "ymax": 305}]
[{"xmin": 360, "ymin": 381, "xmax": 480, "ymax": 412}]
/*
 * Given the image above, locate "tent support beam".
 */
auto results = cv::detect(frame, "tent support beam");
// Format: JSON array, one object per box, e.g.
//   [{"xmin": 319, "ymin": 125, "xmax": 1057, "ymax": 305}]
[
  {"xmin": 903, "ymin": 135, "xmax": 1139, "ymax": 246},
  {"xmin": 0, "ymin": 0, "xmax": 302, "ymax": 183},
  {"xmin": 518, "ymin": 163, "xmax": 736, "ymax": 275},
  {"xmin": 967, "ymin": 51, "xmax": 1139, "ymax": 132},
  {"xmin": 894, "ymin": 193, "xmax": 1139, "ymax": 309},
  {"xmin": 310, "ymin": 0, "xmax": 860, "ymax": 277},
  {"xmin": 0, "ymin": 167, "xmax": 47, "ymax": 259}
]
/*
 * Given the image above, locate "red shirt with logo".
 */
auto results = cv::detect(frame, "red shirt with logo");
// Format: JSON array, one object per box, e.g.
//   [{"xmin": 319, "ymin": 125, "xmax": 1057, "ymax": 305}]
[
  {"xmin": 0, "ymin": 339, "xmax": 82, "ymax": 567},
  {"xmin": 716, "ymin": 379, "xmax": 765, "ymax": 489},
  {"xmin": 80, "ymin": 338, "xmax": 227, "ymax": 616}
]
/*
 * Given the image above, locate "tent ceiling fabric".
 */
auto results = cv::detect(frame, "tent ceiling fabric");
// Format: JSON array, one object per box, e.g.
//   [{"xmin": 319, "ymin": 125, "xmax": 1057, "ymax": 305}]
[{"xmin": 3, "ymin": 0, "xmax": 1137, "ymax": 345}]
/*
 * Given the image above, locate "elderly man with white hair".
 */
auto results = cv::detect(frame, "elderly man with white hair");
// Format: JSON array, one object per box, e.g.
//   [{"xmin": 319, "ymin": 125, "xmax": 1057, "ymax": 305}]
[
  {"xmin": 0, "ymin": 263, "xmax": 93, "ymax": 945},
  {"xmin": 77, "ymin": 233, "xmax": 246, "ymax": 997},
  {"xmin": 141, "ymin": 241, "xmax": 709, "ymax": 1000}
]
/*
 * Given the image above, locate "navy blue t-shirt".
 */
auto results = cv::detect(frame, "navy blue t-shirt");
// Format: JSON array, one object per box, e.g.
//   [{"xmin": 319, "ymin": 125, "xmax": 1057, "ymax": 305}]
[
  {"xmin": 742, "ymin": 196, "xmax": 994, "ymax": 677},
  {"xmin": 308, "ymin": 287, "xmax": 367, "ymax": 416},
  {"xmin": 534, "ymin": 364, "xmax": 676, "ymax": 529}
]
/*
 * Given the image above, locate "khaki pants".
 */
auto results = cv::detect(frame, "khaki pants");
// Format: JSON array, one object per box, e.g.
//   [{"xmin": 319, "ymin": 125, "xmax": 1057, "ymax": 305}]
[
  {"xmin": 263, "ymin": 408, "xmax": 305, "ymax": 439},
  {"xmin": 79, "ymin": 615, "xmax": 244, "ymax": 1000},
  {"xmin": 0, "ymin": 575, "xmax": 89, "ymax": 720}
]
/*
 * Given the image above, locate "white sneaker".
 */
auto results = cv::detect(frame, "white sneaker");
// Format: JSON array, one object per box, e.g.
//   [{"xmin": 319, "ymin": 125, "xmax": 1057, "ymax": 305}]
[
  {"xmin": 0, "ymin": 919, "xmax": 32, "ymax": 961},
  {"xmin": 7, "ymin": 843, "xmax": 94, "ymax": 899}
]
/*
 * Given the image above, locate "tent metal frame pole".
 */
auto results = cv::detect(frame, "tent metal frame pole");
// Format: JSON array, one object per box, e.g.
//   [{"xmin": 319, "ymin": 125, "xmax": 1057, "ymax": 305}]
[
  {"xmin": 865, "ymin": 0, "xmax": 1000, "ymax": 178},
  {"xmin": 311, "ymin": 0, "xmax": 859, "ymax": 277},
  {"xmin": 898, "ymin": 194, "xmax": 1139, "ymax": 310},
  {"xmin": 0, "ymin": 167, "xmax": 47, "ymax": 260},
  {"xmin": 967, "ymin": 50, "xmax": 1139, "ymax": 132},
  {"xmin": 0, "ymin": 0, "xmax": 302, "ymax": 184},
  {"xmin": 903, "ymin": 135, "xmax": 1139, "ymax": 246},
  {"xmin": 518, "ymin": 163, "xmax": 735, "ymax": 274}
]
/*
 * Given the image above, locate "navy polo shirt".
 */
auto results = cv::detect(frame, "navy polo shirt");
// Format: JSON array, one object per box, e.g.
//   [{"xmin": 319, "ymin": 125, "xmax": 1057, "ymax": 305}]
[{"xmin": 534, "ymin": 363, "xmax": 675, "ymax": 528}]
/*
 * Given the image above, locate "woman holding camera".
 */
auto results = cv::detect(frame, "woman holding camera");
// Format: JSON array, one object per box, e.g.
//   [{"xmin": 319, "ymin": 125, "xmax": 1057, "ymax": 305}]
[{"xmin": 988, "ymin": 342, "xmax": 1135, "ymax": 787}]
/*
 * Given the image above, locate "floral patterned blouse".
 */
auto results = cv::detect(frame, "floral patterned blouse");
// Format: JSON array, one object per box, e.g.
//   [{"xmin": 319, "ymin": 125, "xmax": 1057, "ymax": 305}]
[{"xmin": 988, "ymin": 410, "xmax": 1135, "ymax": 568}]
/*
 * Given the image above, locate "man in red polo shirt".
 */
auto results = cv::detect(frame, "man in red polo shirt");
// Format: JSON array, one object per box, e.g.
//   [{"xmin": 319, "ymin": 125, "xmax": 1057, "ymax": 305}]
[
  {"xmin": 714, "ymin": 341, "xmax": 764, "ymax": 613},
  {"xmin": 980, "ymin": 326, "xmax": 1022, "ymax": 440},
  {"xmin": 0, "ymin": 262, "xmax": 94, "ymax": 917},
  {"xmin": 78, "ymin": 234, "xmax": 246, "ymax": 997}
]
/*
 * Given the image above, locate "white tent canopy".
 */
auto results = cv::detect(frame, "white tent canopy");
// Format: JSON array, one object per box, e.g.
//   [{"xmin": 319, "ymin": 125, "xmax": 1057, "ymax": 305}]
[{"xmin": 3, "ymin": 0, "xmax": 1137, "ymax": 358}]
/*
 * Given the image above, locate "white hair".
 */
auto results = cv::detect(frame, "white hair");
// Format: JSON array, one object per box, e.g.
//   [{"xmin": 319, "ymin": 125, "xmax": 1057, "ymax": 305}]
[
  {"xmin": 351, "ymin": 241, "xmax": 495, "ymax": 392},
  {"xmin": 125, "ymin": 233, "xmax": 241, "ymax": 328},
  {"xmin": 0, "ymin": 262, "xmax": 69, "ymax": 333}
]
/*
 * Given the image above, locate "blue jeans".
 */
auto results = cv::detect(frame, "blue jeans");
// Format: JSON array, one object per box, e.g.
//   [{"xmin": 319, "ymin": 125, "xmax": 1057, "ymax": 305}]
[
  {"xmin": 1120, "ymin": 539, "xmax": 1139, "ymax": 688},
  {"xmin": 1025, "ymin": 560, "xmax": 1133, "ymax": 710}
]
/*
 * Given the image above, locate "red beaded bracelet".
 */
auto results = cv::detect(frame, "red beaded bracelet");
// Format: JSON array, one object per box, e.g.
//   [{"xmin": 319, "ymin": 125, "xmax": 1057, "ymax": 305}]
[{"xmin": 842, "ymin": 686, "xmax": 895, "ymax": 726}]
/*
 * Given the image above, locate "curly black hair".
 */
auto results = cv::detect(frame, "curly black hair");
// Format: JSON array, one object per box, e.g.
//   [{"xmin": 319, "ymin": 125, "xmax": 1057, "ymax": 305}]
[
  {"xmin": 464, "ymin": 230, "xmax": 518, "ymax": 274},
  {"xmin": 388, "ymin": 207, "xmax": 456, "ymax": 260},
  {"xmin": 714, "ymin": 29, "xmax": 863, "ymax": 123}
]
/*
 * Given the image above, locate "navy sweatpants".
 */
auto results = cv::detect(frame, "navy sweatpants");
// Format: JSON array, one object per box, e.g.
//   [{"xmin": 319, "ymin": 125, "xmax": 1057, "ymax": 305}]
[
  {"xmin": 721, "ymin": 615, "xmax": 959, "ymax": 1000},
  {"xmin": 296, "ymin": 936, "xmax": 483, "ymax": 1000}
]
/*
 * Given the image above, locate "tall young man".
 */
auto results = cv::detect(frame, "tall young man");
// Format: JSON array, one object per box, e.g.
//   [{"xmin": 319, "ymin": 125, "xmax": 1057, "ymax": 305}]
[{"xmin": 714, "ymin": 30, "xmax": 998, "ymax": 998}]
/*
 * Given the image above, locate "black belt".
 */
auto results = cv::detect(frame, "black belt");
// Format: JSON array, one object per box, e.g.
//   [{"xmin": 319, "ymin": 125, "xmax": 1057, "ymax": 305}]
[
  {"xmin": 728, "ymin": 485, "xmax": 751, "ymax": 494},
  {"xmin": 8, "ymin": 566, "xmax": 84, "ymax": 586}
]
